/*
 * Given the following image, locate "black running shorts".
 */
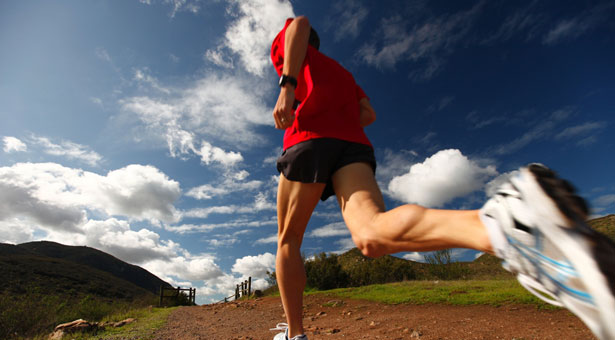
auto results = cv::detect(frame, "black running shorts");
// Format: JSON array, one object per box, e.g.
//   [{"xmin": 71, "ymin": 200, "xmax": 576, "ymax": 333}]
[{"xmin": 276, "ymin": 138, "xmax": 377, "ymax": 201}]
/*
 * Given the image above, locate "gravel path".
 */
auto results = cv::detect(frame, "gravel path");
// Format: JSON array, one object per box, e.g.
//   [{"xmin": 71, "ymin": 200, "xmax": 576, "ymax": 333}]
[{"xmin": 153, "ymin": 294, "xmax": 595, "ymax": 340}]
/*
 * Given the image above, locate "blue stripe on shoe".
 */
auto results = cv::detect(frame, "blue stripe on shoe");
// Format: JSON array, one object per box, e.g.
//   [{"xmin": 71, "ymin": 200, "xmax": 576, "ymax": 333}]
[{"xmin": 506, "ymin": 236, "xmax": 594, "ymax": 304}]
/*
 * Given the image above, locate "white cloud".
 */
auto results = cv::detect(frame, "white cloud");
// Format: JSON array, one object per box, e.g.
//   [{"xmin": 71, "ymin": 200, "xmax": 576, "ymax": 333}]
[
  {"xmin": 30, "ymin": 135, "xmax": 103, "ymax": 166},
  {"xmin": 358, "ymin": 3, "xmax": 482, "ymax": 79},
  {"xmin": 388, "ymin": 149, "xmax": 498, "ymax": 207},
  {"xmin": 542, "ymin": 2, "xmax": 614, "ymax": 45},
  {"xmin": 168, "ymin": 217, "xmax": 277, "ymax": 234},
  {"xmin": 402, "ymin": 252, "xmax": 425, "ymax": 262},
  {"xmin": 308, "ymin": 222, "xmax": 349, "ymax": 238},
  {"xmin": 95, "ymin": 47, "xmax": 111, "ymax": 62},
  {"xmin": 197, "ymin": 141, "xmax": 243, "ymax": 166},
  {"xmin": 555, "ymin": 121, "xmax": 606, "ymax": 140},
  {"xmin": 231, "ymin": 252, "xmax": 276, "ymax": 278},
  {"xmin": 145, "ymin": 254, "xmax": 223, "ymax": 281},
  {"xmin": 182, "ymin": 192, "xmax": 274, "ymax": 219},
  {"xmin": 134, "ymin": 68, "xmax": 171, "ymax": 94},
  {"xmin": 204, "ymin": 49, "xmax": 234, "ymax": 69},
  {"xmin": 492, "ymin": 108, "xmax": 572, "ymax": 155},
  {"xmin": 205, "ymin": 238, "xmax": 238, "ymax": 247},
  {"xmin": 79, "ymin": 218, "xmax": 181, "ymax": 264},
  {"xmin": 217, "ymin": 0, "xmax": 295, "ymax": 76},
  {"xmin": 0, "ymin": 162, "xmax": 181, "ymax": 229},
  {"xmin": 0, "ymin": 219, "xmax": 36, "ymax": 244},
  {"xmin": 254, "ymin": 233, "xmax": 278, "ymax": 245},
  {"xmin": 121, "ymin": 73, "xmax": 270, "ymax": 161},
  {"xmin": 329, "ymin": 0, "xmax": 369, "ymax": 42},
  {"xmin": 3, "ymin": 136, "xmax": 27, "ymax": 153},
  {"xmin": 333, "ymin": 238, "xmax": 356, "ymax": 254},
  {"xmin": 376, "ymin": 148, "xmax": 418, "ymax": 191}
]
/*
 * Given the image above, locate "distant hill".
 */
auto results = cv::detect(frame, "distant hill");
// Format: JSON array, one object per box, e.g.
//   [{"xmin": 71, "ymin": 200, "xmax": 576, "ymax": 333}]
[
  {"xmin": 0, "ymin": 241, "xmax": 172, "ymax": 298},
  {"xmin": 18, "ymin": 241, "xmax": 172, "ymax": 294},
  {"xmin": 332, "ymin": 215, "xmax": 614, "ymax": 283},
  {"xmin": 588, "ymin": 214, "xmax": 615, "ymax": 242}
]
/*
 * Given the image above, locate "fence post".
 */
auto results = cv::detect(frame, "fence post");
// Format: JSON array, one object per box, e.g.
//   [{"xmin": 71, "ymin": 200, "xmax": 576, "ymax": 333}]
[
  {"xmin": 159, "ymin": 286, "xmax": 163, "ymax": 307},
  {"xmin": 176, "ymin": 286, "xmax": 180, "ymax": 297},
  {"xmin": 235, "ymin": 284, "xmax": 240, "ymax": 300},
  {"xmin": 248, "ymin": 277, "xmax": 252, "ymax": 296}
]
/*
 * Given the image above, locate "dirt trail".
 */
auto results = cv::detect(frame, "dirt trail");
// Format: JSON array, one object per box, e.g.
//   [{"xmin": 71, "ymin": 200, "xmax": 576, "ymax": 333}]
[{"xmin": 153, "ymin": 294, "xmax": 595, "ymax": 340}]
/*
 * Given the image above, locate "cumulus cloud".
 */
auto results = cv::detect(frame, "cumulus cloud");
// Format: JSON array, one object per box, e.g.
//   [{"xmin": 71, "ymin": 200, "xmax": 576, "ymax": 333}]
[
  {"xmin": 231, "ymin": 252, "xmax": 276, "ymax": 278},
  {"xmin": 388, "ymin": 149, "xmax": 498, "ymax": 207},
  {"xmin": 29, "ymin": 136, "xmax": 103, "ymax": 166},
  {"xmin": 402, "ymin": 252, "xmax": 425, "ymax": 262},
  {"xmin": 3, "ymin": 136, "xmax": 27, "ymax": 153},
  {"xmin": 145, "ymin": 254, "xmax": 224, "ymax": 281},
  {"xmin": 0, "ymin": 162, "xmax": 181, "ymax": 229},
  {"xmin": 79, "ymin": 218, "xmax": 181, "ymax": 263}
]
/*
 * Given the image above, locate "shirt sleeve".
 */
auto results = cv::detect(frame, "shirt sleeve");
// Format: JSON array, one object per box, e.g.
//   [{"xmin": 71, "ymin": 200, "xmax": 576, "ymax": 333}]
[{"xmin": 270, "ymin": 18, "xmax": 294, "ymax": 76}]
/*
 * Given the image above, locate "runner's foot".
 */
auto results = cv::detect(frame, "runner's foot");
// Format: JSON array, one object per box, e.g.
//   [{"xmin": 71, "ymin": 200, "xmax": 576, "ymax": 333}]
[{"xmin": 480, "ymin": 163, "xmax": 615, "ymax": 340}]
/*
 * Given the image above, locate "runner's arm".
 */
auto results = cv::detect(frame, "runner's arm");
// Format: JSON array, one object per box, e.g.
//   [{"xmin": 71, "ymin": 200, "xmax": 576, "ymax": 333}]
[
  {"xmin": 359, "ymin": 97, "xmax": 376, "ymax": 127},
  {"xmin": 273, "ymin": 16, "xmax": 311, "ymax": 130}
]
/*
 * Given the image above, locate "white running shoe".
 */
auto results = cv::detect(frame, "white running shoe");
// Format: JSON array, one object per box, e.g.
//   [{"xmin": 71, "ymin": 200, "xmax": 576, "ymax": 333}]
[
  {"xmin": 270, "ymin": 323, "xmax": 308, "ymax": 340},
  {"xmin": 481, "ymin": 164, "xmax": 615, "ymax": 340}
]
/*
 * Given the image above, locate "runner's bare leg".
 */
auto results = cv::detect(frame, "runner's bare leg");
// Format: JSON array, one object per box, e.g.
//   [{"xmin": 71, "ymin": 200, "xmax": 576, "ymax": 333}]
[
  {"xmin": 332, "ymin": 162, "xmax": 493, "ymax": 257},
  {"xmin": 276, "ymin": 174, "xmax": 325, "ymax": 338}
]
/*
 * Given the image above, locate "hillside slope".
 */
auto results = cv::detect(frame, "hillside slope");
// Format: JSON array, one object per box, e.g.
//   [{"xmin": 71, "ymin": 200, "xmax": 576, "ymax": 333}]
[
  {"xmin": 588, "ymin": 214, "xmax": 615, "ymax": 242},
  {"xmin": 0, "ymin": 246, "xmax": 154, "ymax": 300},
  {"xmin": 17, "ymin": 241, "xmax": 172, "ymax": 294}
]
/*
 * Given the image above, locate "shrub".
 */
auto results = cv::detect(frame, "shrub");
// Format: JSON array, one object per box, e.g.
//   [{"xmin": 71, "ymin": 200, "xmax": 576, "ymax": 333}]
[{"xmin": 304, "ymin": 253, "xmax": 348, "ymax": 290}]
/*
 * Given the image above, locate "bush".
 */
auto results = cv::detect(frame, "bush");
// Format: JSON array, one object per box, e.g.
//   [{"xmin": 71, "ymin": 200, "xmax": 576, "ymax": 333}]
[
  {"xmin": 424, "ymin": 249, "xmax": 469, "ymax": 280},
  {"xmin": 304, "ymin": 253, "xmax": 348, "ymax": 290}
]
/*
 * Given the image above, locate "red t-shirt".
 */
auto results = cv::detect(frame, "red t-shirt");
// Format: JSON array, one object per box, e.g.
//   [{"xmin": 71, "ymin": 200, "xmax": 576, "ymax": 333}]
[{"xmin": 271, "ymin": 18, "xmax": 372, "ymax": 150}]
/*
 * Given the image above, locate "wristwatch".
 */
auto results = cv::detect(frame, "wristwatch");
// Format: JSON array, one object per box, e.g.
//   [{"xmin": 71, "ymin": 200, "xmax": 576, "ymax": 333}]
[{"xmin": 278, "ymin": 74, "xmax": 297, "ymax": 89}]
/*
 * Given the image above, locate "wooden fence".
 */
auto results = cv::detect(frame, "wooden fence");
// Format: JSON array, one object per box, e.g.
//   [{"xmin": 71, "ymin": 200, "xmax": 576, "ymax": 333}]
[
  {"xmin": 215, "ymin": 277, "xmax": 252, "ymax": 303},
  {"xmin": 159, "ymin": 286, "xmax": 196, "ymax": 306}
]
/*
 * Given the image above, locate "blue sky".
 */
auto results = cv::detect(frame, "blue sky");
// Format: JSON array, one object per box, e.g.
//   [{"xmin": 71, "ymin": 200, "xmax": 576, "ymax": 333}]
[{"xmin": 1, "ymin": 0, "xmax": 614, "ymax": 304}]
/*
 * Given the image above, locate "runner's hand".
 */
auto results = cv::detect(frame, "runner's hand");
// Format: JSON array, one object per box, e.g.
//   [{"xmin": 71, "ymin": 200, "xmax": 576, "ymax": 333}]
[{"xmin": 273, "ymin": 86, "xmax": 295, "ymax": 129}]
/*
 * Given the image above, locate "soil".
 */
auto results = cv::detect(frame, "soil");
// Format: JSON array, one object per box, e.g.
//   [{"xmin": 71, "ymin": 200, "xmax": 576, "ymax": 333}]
[{"xmin": 153, "ymin": 294, "xmax": 595, "ymax": 340}]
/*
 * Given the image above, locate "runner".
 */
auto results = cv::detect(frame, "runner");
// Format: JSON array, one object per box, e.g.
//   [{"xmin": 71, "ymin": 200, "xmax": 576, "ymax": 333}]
[{"xmin": 270, "ymin": 16, "xmax": 615, "ymax": 340}]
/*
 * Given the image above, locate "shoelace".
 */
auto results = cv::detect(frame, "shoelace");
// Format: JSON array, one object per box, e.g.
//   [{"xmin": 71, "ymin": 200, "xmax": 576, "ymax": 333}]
[{"xmin": 270, "ymin": 323, "xmax": 289, "ymax": 332}]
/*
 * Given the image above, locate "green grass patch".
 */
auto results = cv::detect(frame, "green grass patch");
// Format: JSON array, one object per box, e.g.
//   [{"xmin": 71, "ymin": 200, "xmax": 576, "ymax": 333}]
[
  {"xmin": 54, "ymin": 306, "xmax": 177, "ymax": 340},
  {"xmin": 312, "ymin": 279, "xmax": 556, "ymax": 308}
]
